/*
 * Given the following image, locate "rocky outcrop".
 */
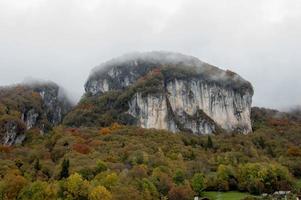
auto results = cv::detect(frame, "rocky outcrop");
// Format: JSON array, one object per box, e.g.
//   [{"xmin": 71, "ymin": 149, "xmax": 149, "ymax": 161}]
[
  {"xmin": 0, "ymin": 120, "xmax": 26, "ymax": 146},
  {"xmin": 83, "ymin": 51, "xmax": 254, "ymax": 134},
  {"xmin": 0, "ymin": 82, "xmax": 72, "ymax": 145}
]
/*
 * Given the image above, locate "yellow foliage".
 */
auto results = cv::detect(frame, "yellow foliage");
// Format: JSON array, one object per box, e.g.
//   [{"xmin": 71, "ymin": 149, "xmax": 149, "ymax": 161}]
[
  {"xmin": 89, "ymin": 186, "xmax": 112, "ymax": 200},
  {"xmin": 1, "ymin": 170, "xmax": 28, "ymax": 200},
  {"xmin": 65, "ymin": 173, "xmax": 90, "ymax": 199},
  {"xmin": 110, "ymin": 123, "xmax": 122, "ymax": 130}
]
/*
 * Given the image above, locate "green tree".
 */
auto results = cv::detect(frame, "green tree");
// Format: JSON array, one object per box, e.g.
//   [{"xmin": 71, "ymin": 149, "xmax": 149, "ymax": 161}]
[
  {"xmin": 141, "ymin": 178, "xmax": 159, "ymax": 199},
  {"xmin": 207, "ymin": 135, "xmax": 213, "ymax": 149},
  {"xmin": 18, "ymin": 181, "xmax": 58, "ymax": 200},
  {"xmin": 173, "ymin": 170, "xmax": 185, "ymax": 186},
  {"xmin": 191, "ymin": 173, "xmax": 205, "ymax": 196},
  {"xmin": 34, "ymin": 158, "xmax": 41, "ymax": 172},
  {"xmin": 59, "ymin": 158, "xmax": 69, "ymax": 180},
  {"xmin": 95, "ymin": 160, "xmax": 107, "ymax": 174}
]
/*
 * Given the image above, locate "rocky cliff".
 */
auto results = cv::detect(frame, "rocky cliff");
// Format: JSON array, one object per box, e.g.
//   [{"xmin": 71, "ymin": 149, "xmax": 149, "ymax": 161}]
[
  {"xmin": 0, "ymin": 82, "xmax": 72, "ymax": 145},
  {"xmin": 67, "ymin": 51, "xmax": 253, "ymax": 135}
]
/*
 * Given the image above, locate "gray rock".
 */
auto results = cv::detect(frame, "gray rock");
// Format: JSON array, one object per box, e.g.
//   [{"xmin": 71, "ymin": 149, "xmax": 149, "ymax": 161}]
[{"xmin": 85, "ymin": 51, "xmax": 253, "ymax": 134}]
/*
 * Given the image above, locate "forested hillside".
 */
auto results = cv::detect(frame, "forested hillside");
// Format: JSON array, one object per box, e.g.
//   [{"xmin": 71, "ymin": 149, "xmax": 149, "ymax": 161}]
[{"xmin": 0, "ymin": 108, "xmax": 301, "ymax": 200}]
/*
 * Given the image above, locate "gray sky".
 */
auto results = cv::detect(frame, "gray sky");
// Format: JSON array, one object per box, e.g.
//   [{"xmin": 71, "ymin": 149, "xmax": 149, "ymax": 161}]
[{"xmin": 0, "ymin": 0, "xmax": 300, "ymax": 109}]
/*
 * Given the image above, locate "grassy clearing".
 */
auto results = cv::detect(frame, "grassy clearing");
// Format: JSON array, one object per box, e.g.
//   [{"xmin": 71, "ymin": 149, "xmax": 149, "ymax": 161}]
[{"xmin": 203, "ymin": 191, "xmax": 256, "ymax": 200}]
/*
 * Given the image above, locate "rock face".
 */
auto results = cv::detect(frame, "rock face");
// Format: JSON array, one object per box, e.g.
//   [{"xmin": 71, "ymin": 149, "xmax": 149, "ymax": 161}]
[
  {"xmin": 0, "ymin": 82, "xmax": 72, "ymax": 145},
  {"xmin": 84, "ymin": 51, "xmax": 254, "ymax": 134}
]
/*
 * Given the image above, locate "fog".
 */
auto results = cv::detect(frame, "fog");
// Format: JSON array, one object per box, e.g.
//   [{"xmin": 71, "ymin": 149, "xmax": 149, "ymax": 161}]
[{"xmin": 0, "ymin": 0, "xmax": 300, "ymax": 110}]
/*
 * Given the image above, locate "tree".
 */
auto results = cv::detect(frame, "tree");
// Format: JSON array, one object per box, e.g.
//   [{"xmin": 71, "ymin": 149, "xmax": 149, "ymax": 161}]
[
  {"xmin": 141, "ymin": 178, "xmax": 159, "ymax": 199},
  {"xmin": 65, "ymin": 173, "xmax": 90, "ymax": 199},
  {"xmin": 34, "ymin": 158, "xmax": 41, "ymax": 172},
  {"xmin": 0, "ymin": 170, "xmax": 28, "ymax": 200},
  {"xmin": 59, "ymin": 158, "xmax": 69, "ymax": 180},
  {"xmin": 95, "ymin": 160, "xmax": 108, "ymax": 174},
  {"xmin": 191, "ymin": 173, "xmax": 205, "ymax": 196},
  {"xmin": 73, "ymin": 143, "xmax": 91, "ymax": 154},
  {"xmin": 152, "ymin": 171, "xmax": 174, "ymax": 196},
  {"xmin": 93, "ymin": 172, "xmax": 119, "ymax": 190},
  {"xmin": 173, "ymin": 170, "xmax": 185, "ymax": 186},
  {"xmin": 18, "ymin": 181, "xmax": 58, "ymax": 200},
  {"xmin": 168, "ymin": 184, "xmax": 194, "ymax": 200},
  {"xmin": 89, "ymin": 186, "xmax": 112, "ymax": 200},
  {"xmin": 207, "ymin": 135, "xmax": 213, "ymax": 149}
]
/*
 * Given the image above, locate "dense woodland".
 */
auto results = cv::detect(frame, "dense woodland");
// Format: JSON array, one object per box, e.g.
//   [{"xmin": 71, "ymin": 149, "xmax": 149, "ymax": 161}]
[
  {"xmin": 0, "ymin": 105, "xmax": 301, "ymax": 199},
  {"xmin": 0, "ymin": 84, "xmax": 301, "ymax": 199}
]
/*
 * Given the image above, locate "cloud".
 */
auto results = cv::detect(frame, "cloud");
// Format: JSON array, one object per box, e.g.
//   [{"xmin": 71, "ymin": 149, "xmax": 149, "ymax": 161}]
[{"xmin": 0, "ymin": 0, "xmax": 300, "ymax": 109}]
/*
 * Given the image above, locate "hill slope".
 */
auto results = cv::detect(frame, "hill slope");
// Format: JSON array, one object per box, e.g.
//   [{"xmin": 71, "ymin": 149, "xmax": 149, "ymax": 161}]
[{"xmin": 0, "ymin": 117, "xmax": 300, "ymax": 199}]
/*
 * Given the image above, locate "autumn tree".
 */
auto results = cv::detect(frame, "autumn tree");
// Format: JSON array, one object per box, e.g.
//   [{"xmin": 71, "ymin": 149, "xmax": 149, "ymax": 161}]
[
  {"xmin": 89, "ymin": 186, "xmax": 112, "ymax": 200},
  {"xmin": 65, "ymin": 173, "xmax": 90, "ymax": 199}
]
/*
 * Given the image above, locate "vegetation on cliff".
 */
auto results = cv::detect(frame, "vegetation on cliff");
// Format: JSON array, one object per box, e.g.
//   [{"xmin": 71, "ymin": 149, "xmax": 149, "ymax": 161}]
[{"xmin": 0, "ymin": 83, "xmax": 72, "ymax": 145}]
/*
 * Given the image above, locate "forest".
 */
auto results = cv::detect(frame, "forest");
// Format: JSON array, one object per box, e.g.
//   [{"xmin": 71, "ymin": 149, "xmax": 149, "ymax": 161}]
[{"xmin": 0, "ymin": 108, "xmax": 301, "ymax": 199}]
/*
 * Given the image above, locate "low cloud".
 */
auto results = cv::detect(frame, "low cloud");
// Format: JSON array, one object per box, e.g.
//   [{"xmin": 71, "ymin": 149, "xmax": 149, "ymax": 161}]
[{"xmin": 0, "ymin": 0, "xmax": 300, "ymax": 109}]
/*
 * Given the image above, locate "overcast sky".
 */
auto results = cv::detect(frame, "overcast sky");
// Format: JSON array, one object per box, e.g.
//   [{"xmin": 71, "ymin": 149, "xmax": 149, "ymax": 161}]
[{"xmin": 0, "ymin": 0, "xmax": 300, "ymax": 109}]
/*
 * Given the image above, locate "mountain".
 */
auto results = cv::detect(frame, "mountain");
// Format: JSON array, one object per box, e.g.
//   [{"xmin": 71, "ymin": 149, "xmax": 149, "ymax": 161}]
[
  {"xmin": 0, "ymin": 52, "xmax": 301, "ymax": 199},
  {"xmin": 64, "ymin": 51, "xmax": 253, "ymax": 135},
  {"xmin": 0, "ymin": 81, "xmax": 72, "ymax": 145}
]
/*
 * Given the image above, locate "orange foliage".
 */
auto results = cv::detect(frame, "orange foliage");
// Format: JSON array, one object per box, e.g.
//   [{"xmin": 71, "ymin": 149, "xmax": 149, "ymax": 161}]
[
  {"xmin": 287, "ymin": 146, "xmax": 301, "ymax": 157},
  {"xmin": 99, "ymin": 128, "xmax": 112, "ymax": 135},
  {"xmin": 110, "ymin": 123, "xmax": 122, "ymax": 131},
  {"xmin": 89, "ymin": 140, "xmax": 103, "ymax": 148},
  {"xmin": 73, "ymin": 143, "xmax": 91, "ymax": 154},
  {"xmin": 268, "ymin": 119, "xmax": 289, "ymax": 127},
  {"xmin": 0, "ymin": 145, "xmax": 13, "ymax": 153},
  {"xmin": 31, "ymin": 91, "xmax": 41, "ymax": 99}
]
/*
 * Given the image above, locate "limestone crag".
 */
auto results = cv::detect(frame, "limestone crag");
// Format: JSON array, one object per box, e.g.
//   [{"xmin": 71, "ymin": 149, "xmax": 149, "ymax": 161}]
[
  {"xmin": 0, "ymin": 82, "xmax": 72, "ymax": 145},
  {"xmin": 84, "ymin": 51, "xmax": 254, "ymax": 134}
]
